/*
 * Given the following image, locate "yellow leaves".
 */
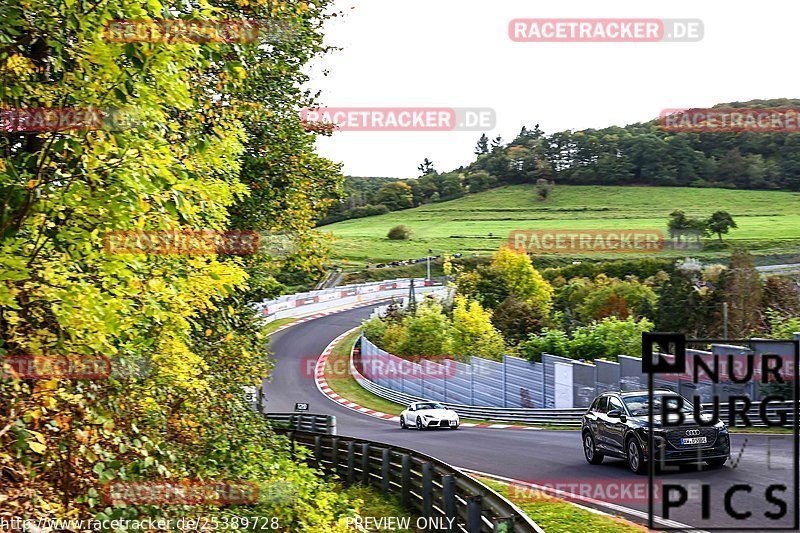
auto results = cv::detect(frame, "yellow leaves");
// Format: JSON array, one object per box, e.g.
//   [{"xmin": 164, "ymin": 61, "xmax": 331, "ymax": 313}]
[
  {"xmin": 24, "ymin": 408, "xmax": 41, "ymax": 423},
  {"xmin": 205, "ymin": 329, "xmax": 212, "ymax": 336},
  {"xmin": 28, "ymin": 441, "xmax": 46, "ymax": 454},
  {"xmin": 299, "ymin": 2, "xmax": 308, "ymax": 12},
  {"xmin": 138, "ymin": 196, "xmax": 151, "ymax": 212},
  {"xmin": 226, "ymin": 332, "xmax": 233, "ymax": 342},
  {"xmin": 5, "ymin": 54, "xmax": 35, "ymax": 76},
  {"xmin": 27, "ymin": 180, "xmax": 37, "ymax": 188},
  {"xmin": 26, "ymin": 430, "xmax": 47, "ymax": 454},
  {"xmin": 39, "ymin": 379, "xmax": 59, "ymax": 391}
]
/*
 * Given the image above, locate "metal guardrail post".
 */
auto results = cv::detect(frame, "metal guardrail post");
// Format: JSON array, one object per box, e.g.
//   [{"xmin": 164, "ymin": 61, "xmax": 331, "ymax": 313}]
[
  {"xmin": 288, "ymin": 431, "xmax": 295, "ymax": 460},
  {"xmin": 329, "ymin": 415, "xmax": 337, "ymax": 435},
  {"xmin": 347, "ymin": 441, "xmax": 356, "ymax": 484},
  {"xmin": 422, "ymin": 462, "xmax": 433, "ymax": 519},
  {"xmin": 442, "ymin": 475, "xmax": 456, "ymax": 522},
  {"xmin": 470, "ymin": 363, "xmax": 475, "ymax": 405},
  {"xmin": 311, "ymin": 416, "xmax": 317, "ymax": 433},
  {"xmin": 401, "ymin": 454, "xmax": 411, "ymax": 507},
  {"xmin": 502, "ymin": 355, "xmax": 508, "ymax": 408},
  {"xmin": 331, "ymin": 437, "xmax": 339, "ymax": 476},
  {"xmin": 467, "ymin": 495, "xmax": 483, "ymax": 533},
  {"xmin": 314, "ymin": 435, "xmax": 322, "ymax": 469},
  {"xmin": 361, "ymin": 443, "xmax": 370, "ymax": 484},
  {"xmin": 381, "ymin": 448, "xmax": 391, "ymax": 494}
]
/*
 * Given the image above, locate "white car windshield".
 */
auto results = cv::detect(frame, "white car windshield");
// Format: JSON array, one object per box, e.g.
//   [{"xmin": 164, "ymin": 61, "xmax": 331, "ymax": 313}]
[{"xmin": 416, "ymin": 402, "xmax": 445, "ymax": 410}]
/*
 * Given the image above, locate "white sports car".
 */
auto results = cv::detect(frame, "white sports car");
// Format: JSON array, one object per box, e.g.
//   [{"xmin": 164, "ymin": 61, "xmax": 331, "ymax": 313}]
[{"xmin": 400, "ymin": 401, "xmax": 459, "ymax": 430}]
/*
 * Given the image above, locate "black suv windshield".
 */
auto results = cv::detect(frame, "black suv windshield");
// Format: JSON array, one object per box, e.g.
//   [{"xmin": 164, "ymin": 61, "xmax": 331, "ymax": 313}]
[{"xmin": 622, "ymin": 394, "xmax": 693, "ymax": 417}]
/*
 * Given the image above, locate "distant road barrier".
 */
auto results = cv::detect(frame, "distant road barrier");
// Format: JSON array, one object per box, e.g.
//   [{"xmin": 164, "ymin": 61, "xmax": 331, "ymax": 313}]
[
  {"xmin": 275, "ymin": 428, "xmax": 543, "ymax": 533},
  {"xmin": 254, "ymin": 278, "xmax": 445, "ymax": 323}
]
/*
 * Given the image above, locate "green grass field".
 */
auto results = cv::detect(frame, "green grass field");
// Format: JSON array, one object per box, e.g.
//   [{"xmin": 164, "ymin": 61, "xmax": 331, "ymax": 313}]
[{"xmin": 323, "ymin": 185, "xmax": 800, "ymax": 265}]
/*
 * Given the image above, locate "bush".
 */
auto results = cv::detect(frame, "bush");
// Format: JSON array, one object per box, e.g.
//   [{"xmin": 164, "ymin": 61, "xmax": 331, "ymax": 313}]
[
  {"xmin": 520, "ymin": 316, "xmax": 653, "ymax": 362},
  {"xmin": 387, "ymin": 224, "xmax": 412, "ymax": 240}
]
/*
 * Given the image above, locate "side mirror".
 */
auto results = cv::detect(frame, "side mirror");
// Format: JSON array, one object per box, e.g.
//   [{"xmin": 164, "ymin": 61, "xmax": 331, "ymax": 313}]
[{"xmin": 607, "ymin": 409, "xmax": 622, "ymax": 419}]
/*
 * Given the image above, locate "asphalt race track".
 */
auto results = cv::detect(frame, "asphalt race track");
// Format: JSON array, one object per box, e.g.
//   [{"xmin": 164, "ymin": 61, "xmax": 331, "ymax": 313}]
[{"xmin": 261, "ymin": 304, "xmax": 798, "ymax": 531}]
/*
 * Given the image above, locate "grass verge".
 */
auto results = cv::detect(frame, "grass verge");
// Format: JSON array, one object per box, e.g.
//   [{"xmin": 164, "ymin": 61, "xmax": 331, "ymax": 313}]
[
  {"xmin": 263, "ymin": 317, "xmax": 298, "ymax": 336},
  {"xmin": 324, "ymin": 329, "xmax": 407, "ymax": 416},
  {"xmin": 343, "ymin": 484, "xmax": 423, "ymax": 532},
  {"xmin": 475, "ymin": 477, "xmax": 646, "ymax": 533}
]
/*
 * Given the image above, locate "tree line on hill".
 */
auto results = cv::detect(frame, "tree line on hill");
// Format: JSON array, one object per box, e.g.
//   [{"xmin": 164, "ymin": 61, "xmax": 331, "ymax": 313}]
[{"xmin": 319, "ymin": 99, "xmax": 800, "ymax": 225}]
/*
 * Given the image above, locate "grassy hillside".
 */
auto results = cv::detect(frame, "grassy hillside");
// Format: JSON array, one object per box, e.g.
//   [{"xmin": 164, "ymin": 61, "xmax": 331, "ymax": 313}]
[{"xmin": 323, "ymin": 185, "xmax": 800, "ymax": 264}]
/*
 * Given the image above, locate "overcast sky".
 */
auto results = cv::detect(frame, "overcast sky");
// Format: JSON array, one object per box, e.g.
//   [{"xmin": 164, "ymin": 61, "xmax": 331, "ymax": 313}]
[{"xmin": 305, "ymin": 0, "xmax": 798, "ymax": 178}]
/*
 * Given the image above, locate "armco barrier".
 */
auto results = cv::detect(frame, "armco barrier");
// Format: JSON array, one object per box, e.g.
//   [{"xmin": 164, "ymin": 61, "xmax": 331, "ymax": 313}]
[
  {"xmin": 275, "ymin": 428, "xmax": 543, "ymax": 533},
  {"xmin": 350, "ymin": 337, "xmax": 797, "ymax": 427},
  {"xmin": 264, "ymin": 413, "xmax": 337, "ymax": 435},
  {"xmin": 255, "ymin": 277, "xmax": 446, "ymax": 323}
]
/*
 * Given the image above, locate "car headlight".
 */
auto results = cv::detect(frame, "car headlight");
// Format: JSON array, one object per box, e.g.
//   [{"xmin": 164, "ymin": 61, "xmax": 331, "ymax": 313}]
[{"xmin": 715, "ymin": 420, "xmax": 728, "ymax": 432}]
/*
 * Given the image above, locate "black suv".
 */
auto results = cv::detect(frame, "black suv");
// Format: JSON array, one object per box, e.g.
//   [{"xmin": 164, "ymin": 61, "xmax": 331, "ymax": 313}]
[{"xmin": 582, "ymin": 390, "xmax": 730, "ymax": 474}]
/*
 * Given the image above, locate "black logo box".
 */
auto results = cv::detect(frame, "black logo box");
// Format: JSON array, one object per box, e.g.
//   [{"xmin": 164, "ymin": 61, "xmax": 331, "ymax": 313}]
[{"xmin": 643, "ymin": 332, "xmax": 799, "ymax": 531}]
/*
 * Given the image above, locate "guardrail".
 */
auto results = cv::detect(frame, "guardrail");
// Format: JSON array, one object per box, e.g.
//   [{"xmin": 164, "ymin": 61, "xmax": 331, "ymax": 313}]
[
  {"xmin": 276, "ymin": 428, "xmax": 543, "ymax": 533},
  {"xmin": 255, "ymin": 277, "xmax": 446, "ymax": 324},
  {"xmin": 350, "ymin": 338, "xmax": 797, "ymax": 427},
  {"xmin": 264, "ymin": 413, "xmax": 337, "ymax": 434}
]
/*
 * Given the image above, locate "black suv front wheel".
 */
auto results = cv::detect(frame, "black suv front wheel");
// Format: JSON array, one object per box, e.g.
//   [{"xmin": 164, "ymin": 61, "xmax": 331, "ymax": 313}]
[
  {"xmin": 626, "ymin": 438, "xmax": 646, "ymax": 474},
  {"xmin": 583, "ymin": 432, "xmax": 604, "ymax": 465}
]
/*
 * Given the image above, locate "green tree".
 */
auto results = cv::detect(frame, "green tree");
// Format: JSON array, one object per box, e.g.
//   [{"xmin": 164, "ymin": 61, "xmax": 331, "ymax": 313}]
[
  {"xmin": 706, "ymin": 210, "xmax": 738, "ymax": 241},
  {"xmin": 491, "ymin": 296, "xmax": 547, "ymax": 345},
  {"xmin": 719, "ymin": 249, "xmax": 763, "ymax": 337},
  {"xmin": 474, "ymin": 134, "xmax": 490, "ymax": 155},
  {"xmin": 569, "ymin": 317, "xmax": 654, "ymax": 361},
  {"xmin": 450, "ymin": 296, "xmax": 506, "ymax": 361},
  {"xmin": 576, "ymin": 276, "xmax": 658, "ymax": 322},
  {"xmin": 376, "ymin": 181, "xmax": 414, "ymax": 210},
  {"xmin": 417, "ymin": 158, "xmax": 436, "ymax": 175},
  {"xmin": 490, "ymin": 247, "xmax": 554, "ymax": 315},
  {"xmin": 398, "ymin": 299, "xmax": 451, "ymax": 357},
  {"xmin": 519, "ymin": 328, "xmax": 570, "ymax": 362}
]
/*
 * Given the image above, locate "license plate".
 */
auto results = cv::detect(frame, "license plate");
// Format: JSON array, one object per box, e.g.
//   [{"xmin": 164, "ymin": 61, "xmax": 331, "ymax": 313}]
[{"xmin": 680, "ymin": 437, "xmax": 707, "ymax": 445}]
